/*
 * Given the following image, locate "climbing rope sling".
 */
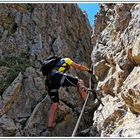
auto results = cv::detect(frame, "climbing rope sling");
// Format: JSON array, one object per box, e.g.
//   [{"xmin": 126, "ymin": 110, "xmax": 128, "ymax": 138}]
[{"xmin": 71, "ymin": 65, "xmax": 104, "ymax": 137}]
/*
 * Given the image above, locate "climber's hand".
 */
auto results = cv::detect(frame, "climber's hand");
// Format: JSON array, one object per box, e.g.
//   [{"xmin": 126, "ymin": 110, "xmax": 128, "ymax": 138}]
[{"xmin": 88, "ymin": 69, "xmax": 93, "ymax": 74}]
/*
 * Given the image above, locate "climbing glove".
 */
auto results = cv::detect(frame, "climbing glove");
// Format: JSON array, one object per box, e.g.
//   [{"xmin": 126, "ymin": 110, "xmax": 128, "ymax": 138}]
[{"xmin": 88, "ymin": 69, "xmax": 93, "ymax": 74}]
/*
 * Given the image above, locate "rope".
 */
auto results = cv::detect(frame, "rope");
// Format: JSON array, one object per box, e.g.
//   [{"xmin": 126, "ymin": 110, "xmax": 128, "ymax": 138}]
[
  {"xmin": 65, "ymin": 76, "xmax": 77, "ymax": 87},
  {"xmin": 71, "ymin": 66, "xmax": 93, "ymax": 137},
  {"xmin": 71, "ymin": 91, "xmax": 90, "ymax": 137}
]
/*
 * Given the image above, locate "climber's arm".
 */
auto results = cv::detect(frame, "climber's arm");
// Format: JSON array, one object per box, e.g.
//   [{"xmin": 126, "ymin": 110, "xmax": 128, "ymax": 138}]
[
  {"xmin": 70, "ymin": 62, "xmax": 91, "ymax": 73},
  {"xmin": 64, "ymin": 58, "xmax": 93, "ymax": 73}
]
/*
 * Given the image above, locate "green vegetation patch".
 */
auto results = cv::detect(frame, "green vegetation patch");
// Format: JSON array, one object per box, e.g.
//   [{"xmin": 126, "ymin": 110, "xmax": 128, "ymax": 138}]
[
  {"xmin": 0, "ymin": 80, "xmax": 9, "ymax": 95},
  {"xmin": 0, "ymin": 53, "xmax": 31, "ymax": 95}
]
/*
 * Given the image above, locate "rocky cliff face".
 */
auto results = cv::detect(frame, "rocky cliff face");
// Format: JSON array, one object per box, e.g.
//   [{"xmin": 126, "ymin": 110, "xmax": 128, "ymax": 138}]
[
  {"xmin": 91, "ymin": 3, "xmax": 140, "ymax": 137},
  {"xmin": 1, "ymin": 3, "xmax": 140, "ymax": 137},
  {"xmin": 0, "ymin": 4, "xmax": 95, "ymax": 136}
]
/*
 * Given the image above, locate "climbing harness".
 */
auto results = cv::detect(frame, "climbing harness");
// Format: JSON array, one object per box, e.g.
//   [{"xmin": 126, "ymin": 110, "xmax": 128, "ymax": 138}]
[{"xmin": 71, "ymin": 65, "xmax": 104, "ymax": 137}]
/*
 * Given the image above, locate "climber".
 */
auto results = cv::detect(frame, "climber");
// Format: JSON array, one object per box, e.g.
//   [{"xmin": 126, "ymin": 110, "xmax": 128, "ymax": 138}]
[{"xmin": 44, "ymin": 56, "xmax": 93, "ymax": 131}]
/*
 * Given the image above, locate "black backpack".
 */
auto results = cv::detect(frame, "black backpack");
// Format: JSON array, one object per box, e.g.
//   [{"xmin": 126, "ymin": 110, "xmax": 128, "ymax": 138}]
[{"xmin": 40, "ymin": 56, "xmax": 62, "ymax": 76}]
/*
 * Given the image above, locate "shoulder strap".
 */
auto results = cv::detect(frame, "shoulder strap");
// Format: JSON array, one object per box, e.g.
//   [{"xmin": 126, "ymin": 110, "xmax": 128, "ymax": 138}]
[
  {"xmin": 54, "ymin": 58, "xmax": 70, "ymax": 72},
  {"xmin": 62, "ymin": 62, "xmax": 70, "ymax": 73}
]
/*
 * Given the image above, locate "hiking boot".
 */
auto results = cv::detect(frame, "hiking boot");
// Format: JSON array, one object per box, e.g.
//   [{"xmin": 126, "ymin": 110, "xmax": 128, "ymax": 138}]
[
  {"xmin": 41, "ymin": 127, "xmax": 53, "ymax": 136},
  {"xmin": 84, "ymin": 99, "xmax": 100, "ymax": 114},
  {"xmin": 74, "ymin": 107, "xmax": 82, "ymax": 115},
  {"xmin": 42, "ymin": 130, "xmax": 52, "ymax": 136}
]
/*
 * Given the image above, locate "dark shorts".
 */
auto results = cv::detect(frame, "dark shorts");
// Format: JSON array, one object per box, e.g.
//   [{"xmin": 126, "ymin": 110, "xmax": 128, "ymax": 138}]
[{"xmin": 46, "ymin": 72, "xmax": 78, "ymax": 103}]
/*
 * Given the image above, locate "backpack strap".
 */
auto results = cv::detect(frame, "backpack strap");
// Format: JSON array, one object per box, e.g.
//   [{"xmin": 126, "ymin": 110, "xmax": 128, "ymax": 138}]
[
  {"xmin": 60, "ymin": 74, "xmax": 66, "ymax": 86},
  {"xmin": 62, "ymin": 62, "xmax": 70, "ymax": 73},
  {"xmin": 54, "ymin": 59, "xmax": 70, "ymax": 72}
]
